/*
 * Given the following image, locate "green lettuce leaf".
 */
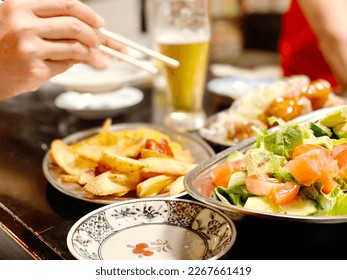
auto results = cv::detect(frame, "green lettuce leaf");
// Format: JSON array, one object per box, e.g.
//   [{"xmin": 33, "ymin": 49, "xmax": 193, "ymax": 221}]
[
  {"xmin": 214, "ymin": 171, "xmax": 252, "ymax": 207},
  {"xmin": 263, "ymin": 122, "xmax": 303, "ymax": 158}
]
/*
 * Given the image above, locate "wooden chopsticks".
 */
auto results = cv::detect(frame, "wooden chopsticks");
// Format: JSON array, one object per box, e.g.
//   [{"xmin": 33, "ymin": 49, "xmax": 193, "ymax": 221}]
[
  {"xmin": 99, "ymin": 28, "xmax": 180, "ymax": 73},
  {"xmin": 98, "ymin": 45, "xmax": 159, "ymax": 74}
]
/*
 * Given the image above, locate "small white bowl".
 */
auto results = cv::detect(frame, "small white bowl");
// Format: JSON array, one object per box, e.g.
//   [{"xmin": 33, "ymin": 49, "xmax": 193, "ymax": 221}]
[
  {"xmin": 50, "ymin": 61, "xmax": 151, "ymax": 93},
  {"xmin": 67, "ymin": 198, "xmax": 236, "ymax": 260},
  {"xmin": 54, "ymin": 87, "xmax": 144, "ymax": 119}
]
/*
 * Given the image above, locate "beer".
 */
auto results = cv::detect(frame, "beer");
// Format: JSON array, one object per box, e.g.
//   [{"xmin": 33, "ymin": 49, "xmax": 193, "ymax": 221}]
[
  {"xmin": 159, "ymin": 39, "xmax": 209, "ymax": 112},
  {"xmin": 155, "ymin": 0, "xmax": 210, "ymax": 131}
]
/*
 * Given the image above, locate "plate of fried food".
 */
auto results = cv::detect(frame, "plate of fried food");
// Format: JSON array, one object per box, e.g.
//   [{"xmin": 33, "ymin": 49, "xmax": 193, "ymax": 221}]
[
  {"xmin": 200, "ymin": 75, "xmax": 346, "ymax": 148},
  {"xmin": 42, "ymin": 119, "xmax": 215, "ymax": 204}
]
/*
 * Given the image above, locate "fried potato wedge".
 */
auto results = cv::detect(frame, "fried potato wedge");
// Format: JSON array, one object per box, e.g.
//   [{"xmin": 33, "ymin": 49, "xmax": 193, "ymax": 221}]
[
  {"xmin": 170, "ymin": 175, "xmax": 186, "ymax": 196},
  {"xmin": 71, "ymin": 138, "xmax": 145, "ymax": 162},
  {"xmin": 72, "ymin": 144, "xmax": 106, "ymax": 162},
  {"xmin": 140, "ymin": 148, "xmax": 171, "ymax": 159},
  {"xmin": 50, "ymin": 140, "xmax": 98, "ymax": 176},
  {"xmin": 61, "ymin": 171, "xmax": 97, "ymax": 186},
  {"xmin": 139, "ymin": 157, "xmax": 197, "ymax": 176},
  {"xmin": 84, "ymin": 171, "xmax": 133, "ymax": 196},
  {"xmin": 172, "ymin": 149, "xmax": 195, "ymax": 164},
  {"xmin": 112, "ymin": 137, "xmax": 146, "ymax": 157},
  {"xmin": 70, "ymin": 132, "xmax": 119, "ymax": 149},
  {"xmin": 108, "ymin": 172, "xmax": 141, "ymax": 187},
  {"xmin": 137, "ymin": 175, "xmax": 176, "ymax": 198},
  {"xmin": 61, "ymin": 174, "xmax": 79, "ymax": 183},
  {"xmin": 100, "ymin": 150, "xmax": 147, "ymax": 173},
  {"xmin": 101, "ymin": 118, "xmax": 112, "ymax": 133},
  {"xmin": 78, "ymin": 170, "xmax": 96, "ymax": 185}
]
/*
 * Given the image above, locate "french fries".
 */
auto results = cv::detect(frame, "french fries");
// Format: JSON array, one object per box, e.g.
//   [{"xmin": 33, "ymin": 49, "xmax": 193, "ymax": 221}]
[
  {"xmin": 84, "ymin": 171, "xmax": 135, "ymax": 196},
  {"xmin": 48, "ymin": 120, "xmax": 196, "ymax": 199},
  {"xmin": 137, "ymin": 175, "xmax": 176, "ymax": 198},
  {"xmin": 139, "ymin": 157, "xmax": 197, "ymax": 176},
  {"xmin": 49, "ymin": 140, "xmax": 98, "ymax": 176},
  {"xmin": 100, "ymin": 150, "xmax": 147, "ymax": 173},
  {"xmin": 167, "ymin": 175, "xmax": 186, "ymax": 196}
]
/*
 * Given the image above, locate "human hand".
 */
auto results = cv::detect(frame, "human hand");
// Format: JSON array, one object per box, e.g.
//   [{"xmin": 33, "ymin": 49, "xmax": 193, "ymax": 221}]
[{"xmin": 0, "ymin": 0, "xmax": 117, "ymax": 99}]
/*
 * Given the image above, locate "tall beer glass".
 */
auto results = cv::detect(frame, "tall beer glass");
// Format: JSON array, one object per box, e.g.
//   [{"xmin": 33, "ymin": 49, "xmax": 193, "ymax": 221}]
[{"xmin": 155, "ymin": 0, "xmax": 210, "ymax": 131}]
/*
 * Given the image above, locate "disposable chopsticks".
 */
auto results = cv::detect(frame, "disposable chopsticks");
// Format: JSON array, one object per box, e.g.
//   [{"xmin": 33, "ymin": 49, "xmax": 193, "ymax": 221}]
[
  {"xmin": 98, "ymin": 45, "xmax": 159, "ymax": 74},
  {"xmin": 99, "ymin": 28, "xmax": 180, "ymax": 70}
]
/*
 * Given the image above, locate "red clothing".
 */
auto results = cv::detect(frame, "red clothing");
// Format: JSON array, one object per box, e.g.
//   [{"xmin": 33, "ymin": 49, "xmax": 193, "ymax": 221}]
[{"xmin": 279, "ymin": 0, "xmax": 339, "ymax": 91}]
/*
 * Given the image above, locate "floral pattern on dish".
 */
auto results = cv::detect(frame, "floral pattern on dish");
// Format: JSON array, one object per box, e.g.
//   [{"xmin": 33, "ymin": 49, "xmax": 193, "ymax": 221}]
[
  {"xmin": 67, "ymin": 199, "xmax": 236, "ymax": 260},
  {"xmin": 127, "ymin": 240, "xmax": 172, "ymax": 258}
]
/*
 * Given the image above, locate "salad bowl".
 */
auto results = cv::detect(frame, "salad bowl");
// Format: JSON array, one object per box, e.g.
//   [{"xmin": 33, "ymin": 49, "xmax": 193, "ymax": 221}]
[{"xmin": 185, "ymin": 106, "xmax": 347, "ymax": 223}]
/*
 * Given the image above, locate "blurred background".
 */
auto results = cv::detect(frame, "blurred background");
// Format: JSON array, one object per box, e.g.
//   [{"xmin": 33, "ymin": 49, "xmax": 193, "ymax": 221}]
[
  {"xmin": 80, "ymin": 0, "xmax": 291, "ymax": 122},
  {"xmin": 85, "ymin": 0, "xmax": 290, "ymax": 67}
]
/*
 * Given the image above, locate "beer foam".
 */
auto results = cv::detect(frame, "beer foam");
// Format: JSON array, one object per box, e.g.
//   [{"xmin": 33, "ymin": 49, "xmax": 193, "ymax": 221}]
[{"xmin": 157, "ymin": 29, "xmax": 210, "ymax": 44}]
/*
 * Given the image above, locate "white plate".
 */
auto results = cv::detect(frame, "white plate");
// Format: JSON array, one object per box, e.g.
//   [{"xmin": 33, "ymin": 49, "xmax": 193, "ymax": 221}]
[
  {"xmin": 54, "ymin": 87, "xmax": 144, "ymax": 119},
  {"xmin": 67, "ymin": 198, "xmax": 237, "ymax": 260},
  {"xmin": 42, "ymin": 123, "xmax": 215, "ymax": 204},
  {"xmin": 50, "ymin": 61, "xmax": 152, "ymax": 93},
  {"xmin": 210, "ymin": 64, "xmax": 282, "ymax": 78},
  {"xmin": 208, "ymin": 76, "xmax": 281, "ymax": 99}
]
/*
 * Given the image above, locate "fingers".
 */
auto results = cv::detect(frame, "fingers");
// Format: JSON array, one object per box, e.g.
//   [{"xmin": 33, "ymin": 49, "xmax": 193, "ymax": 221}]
[
  {"xmin": 4, "ymin": 59, "xmax": 76, "ymax": 96},
  {"xmin": 38, "ymin": 16, "xmax": 100, "ymax": 48},
  {"xmin": 85, "ymin": 48, "xmax": 112, "ymax": 69},
  {"xmin": 39, "ymin": 39, "xmax": 93, "ymax": 61},
  {"xmin": 33, "ymin": 1, "xmax": 114, "ymax": 67},
  {"xmin": 44, "ymin": 59, "xmax": 76, "ymax": 78},
  {"xmin": 0, "ymin": 0, "xmax": 109, "ymax": 98},
  {"xmin": 32, "ymin": 0, "xmax": 104, "ymax": 28},
  {"xmin": 38, "ymin": 39, "xmax": 111, "ymax": 69}
]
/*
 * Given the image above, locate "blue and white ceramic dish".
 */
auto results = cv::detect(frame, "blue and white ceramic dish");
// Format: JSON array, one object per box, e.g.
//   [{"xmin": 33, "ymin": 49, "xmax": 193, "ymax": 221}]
[{"xmin": 67, "ymin": 198, "xmax": 237, "ymax": 260}]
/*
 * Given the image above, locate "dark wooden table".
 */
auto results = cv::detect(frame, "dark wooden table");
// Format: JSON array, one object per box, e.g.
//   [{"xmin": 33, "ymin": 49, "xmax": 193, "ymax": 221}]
[{"xmin": 1, "ymin": 80, "xmax": 346, "ymax": 260}]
